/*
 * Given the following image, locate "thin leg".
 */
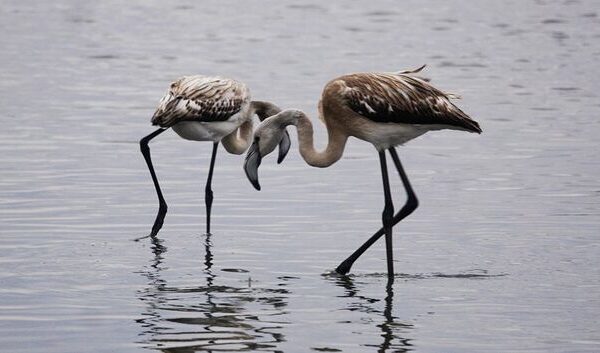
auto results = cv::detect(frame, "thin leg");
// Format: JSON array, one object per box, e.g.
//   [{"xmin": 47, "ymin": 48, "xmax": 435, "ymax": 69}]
[
  {"xmin": 379, "ymin": 151, "xmax": 395, "ymax": 280},
  {"xmin": 336, "ymin": 147, "xmax": 418, "ymax": 274},
  {"xmin": 205, "ymin": 142, "xmax": 218, "ymax": 235},
  {"xmin": 389, "ymin": 148, "xmax": 418, "ymax": 208},
  {"xmin": 137, "ymin": 128, "xmax": 168, "ymax": 240}
]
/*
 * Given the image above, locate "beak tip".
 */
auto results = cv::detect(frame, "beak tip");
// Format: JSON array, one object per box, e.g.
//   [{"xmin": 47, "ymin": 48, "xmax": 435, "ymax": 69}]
[
  {"xmin": 244, "ymin": 139, "xmax": 264, "ymax": 191},
  {"xmin": 249, "ymin": 177, "xmax": 261, "ymax": 191}
]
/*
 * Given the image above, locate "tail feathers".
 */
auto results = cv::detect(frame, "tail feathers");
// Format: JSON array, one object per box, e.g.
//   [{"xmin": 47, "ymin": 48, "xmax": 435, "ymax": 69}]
[
  {"xmin": 396, "ymin": 64, "xmax": 427, "ymax": 75},
  {"xmin": 463, "ymin": 118, "xmax": 482, "ymax": 134},
  {"xmin": 395, "ymin": 64, "xmax": 481, "ymax": 133},
  {"xmin": 395, "ymin": 64, "xmax": 431, "ymax": 82}
]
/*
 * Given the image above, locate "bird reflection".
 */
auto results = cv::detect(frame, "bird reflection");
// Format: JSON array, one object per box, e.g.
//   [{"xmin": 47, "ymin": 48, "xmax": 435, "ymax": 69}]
[
  {"xmin": 332, "ymin": 276, "xmax": 413, "ymax": 352},
  {"xmin": 150, "ymin": 236, "xmax": 167, "ymax": 270},
  {"xmin": 203, "ymin": 234, "xmax": 215, "ymax": 286},
  {"xmin": 135, "ymin": 235, "xmax": 290, "ymax": 352}
]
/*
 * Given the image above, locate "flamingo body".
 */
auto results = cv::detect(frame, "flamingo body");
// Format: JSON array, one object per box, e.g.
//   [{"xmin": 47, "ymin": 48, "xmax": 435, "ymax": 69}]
[
  {"xmin": 318, "ymin": 70, "xmax": 481, "ymax": 150},
  {"xmin": 151, "ymin": 75, "xmax": 252, "ymax": 142},
  {"xmin": 140, "ymin": 75, "xmax": 289, "ymax": 238},
  {"xmin": 244, "ymin": 66, "xmax": 481, "ymax": 280}
]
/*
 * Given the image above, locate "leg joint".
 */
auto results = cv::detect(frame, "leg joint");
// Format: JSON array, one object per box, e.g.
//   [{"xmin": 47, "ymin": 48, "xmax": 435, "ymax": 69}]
[
  {"xmin": 382, "ymin": 202, "xmax": 394, "ymax": 226},
  {"xmin": 205, "ymin": 190, "xmax": 214, "ymax": 202},
  {"xmin": 140, "ymin": 139, "xmax": 149, "ymax": 153},
  {"xmin": 408, "ymin": 195, "xmax": 419, "ymax": 212}
]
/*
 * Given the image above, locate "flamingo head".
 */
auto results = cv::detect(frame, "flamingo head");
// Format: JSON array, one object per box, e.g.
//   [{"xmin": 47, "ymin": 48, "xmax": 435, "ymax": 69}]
[{"xmin": 244, "ymin": 109, "xmax": 304, "ymax": 190}]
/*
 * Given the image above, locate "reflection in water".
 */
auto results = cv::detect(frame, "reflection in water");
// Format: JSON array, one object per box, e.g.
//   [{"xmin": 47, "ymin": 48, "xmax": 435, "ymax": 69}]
[
  {"xmin": 136, "ymin": 236, "xmax": 289, "ymax": 352},
  {"xmin": 324, "ymin": 270, "xmax": 506, "ymax": 352},
  {"xmin": 1, "ymin": 0, "xmax": 599, "ymax": 351},
  {"xmin": 331, "ymin": 276, "xmax": 414, "ymax": 352}
]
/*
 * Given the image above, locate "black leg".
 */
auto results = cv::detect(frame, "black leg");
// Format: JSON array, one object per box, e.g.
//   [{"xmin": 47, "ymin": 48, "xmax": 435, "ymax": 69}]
[
  {"xmin": 379, "ymin": 151, "xmax": 395, "ymax": 280},
  {"xmin": 137, "ymin": 128, "xmax": 168, "ymax": 241},
  {"xmin": 205, "ymin": 142, "xmax": 218, "ymax": 235},
  {"xmin": 335, "ymin": 147, "xmax": 418, "ymax": 275},
  {"xmin": 388, "ymin": 148, "xmax": 418, "ymax": 210}
]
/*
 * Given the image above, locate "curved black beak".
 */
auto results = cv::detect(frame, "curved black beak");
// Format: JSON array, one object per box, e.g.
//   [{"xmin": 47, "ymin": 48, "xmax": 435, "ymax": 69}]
[
  {"xmin": 277, "ymin": 130, "xmax": 291, "ymax": 164},
  {"xmin": 244, "ymin": 139, "xmax": 262, "ymax": 190}
]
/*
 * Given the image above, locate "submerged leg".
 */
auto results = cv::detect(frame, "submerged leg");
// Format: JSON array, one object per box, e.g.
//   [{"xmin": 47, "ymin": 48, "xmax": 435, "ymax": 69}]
[
  {"xmin": 205, "ymin": 142, "xmax": 218, "ymax": 235},
  {"xmin": 138, "ymin": 128, "xmax": 168, "ymax": 240},
  {"xmin": 335, "ymin": 147, "xmax": 418, "ymax": 275}
]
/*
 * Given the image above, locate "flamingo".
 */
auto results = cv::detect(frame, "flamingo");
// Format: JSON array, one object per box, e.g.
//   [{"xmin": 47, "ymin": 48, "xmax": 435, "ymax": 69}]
[
  {"xmin": 139, "ymin": 75, "xmax": 290, "ymax": 238},
  {"xmin": 243, "ymin": 65, "xmax": 481, "ymax": 280}
]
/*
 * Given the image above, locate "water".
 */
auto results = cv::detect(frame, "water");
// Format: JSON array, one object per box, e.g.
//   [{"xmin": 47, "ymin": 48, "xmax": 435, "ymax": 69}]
[{"xmin": 1, "ymin": 0, "xmax": 599, "ymax": 352}]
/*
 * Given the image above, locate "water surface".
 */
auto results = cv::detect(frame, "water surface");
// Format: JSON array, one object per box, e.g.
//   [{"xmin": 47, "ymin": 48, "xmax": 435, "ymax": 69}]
[{"xmin": 1, "ymin": 0, "xmax": 599, "ymax": 352}]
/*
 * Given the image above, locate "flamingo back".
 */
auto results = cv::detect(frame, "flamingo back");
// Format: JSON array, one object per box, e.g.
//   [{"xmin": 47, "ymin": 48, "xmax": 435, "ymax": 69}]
[
  {"xmin": 330, "ymin": 71, "xmax": 481, "ymax": 133},
  {"xmin": 151, "ymin": 76, "xmax": 250, "ymax": 127}
]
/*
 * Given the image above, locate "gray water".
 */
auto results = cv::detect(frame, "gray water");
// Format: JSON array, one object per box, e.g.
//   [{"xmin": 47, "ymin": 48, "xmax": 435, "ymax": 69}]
[{"xmin": 1, "ymin": 1, "xmax": 599, "ymax": 352}]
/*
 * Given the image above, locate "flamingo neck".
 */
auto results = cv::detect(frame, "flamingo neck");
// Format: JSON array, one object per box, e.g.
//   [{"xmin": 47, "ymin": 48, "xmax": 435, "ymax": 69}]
[
  {"xmin": 296, "ymin": 114, "xmax": 347, "ymax": 168},
  {"xmin": 221, "ymin": 120, "xmax": 253, "ymax": 154},
  {"xmin": 251, "ymin": 101, "xmax": 281, "ymax": 121},
  {"xmin": 222, "ymin": 101, "xmax": 283, "ymax": 155}
]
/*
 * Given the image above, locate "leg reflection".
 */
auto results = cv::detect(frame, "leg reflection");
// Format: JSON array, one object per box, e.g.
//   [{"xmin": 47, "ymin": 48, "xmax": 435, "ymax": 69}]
[
  {"xmin": 377, "ymin": 282, "xmax": 413, "ymax": 352},
  {"xmin": 329, "ymin": 275, "xmax": 413, "ymax": 352},
  {"xmin": 135, "ymin": 235, "xmax": 290, "ymax": 351},
  {"xmin": 378, "ymin": 282, "xmax": 395, "ymax": 352},
  {"xmin": 203, "ymin": 233, "xmax": 214, "ymax": 286},
  {"xmin": 135, "ymin": 237, "xmax": 166, "ymax": 336},
  {"xmin": 150, "ymin": 236, "xmax": 166, "ymax": 270}
]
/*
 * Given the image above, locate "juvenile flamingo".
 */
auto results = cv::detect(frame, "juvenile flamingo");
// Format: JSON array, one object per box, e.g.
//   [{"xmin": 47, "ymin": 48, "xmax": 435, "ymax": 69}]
[
  {"xmin": 243, "ymin": 65, "xmax": 481, "ymax": 280},
  {"xmin": 140, "ymin": 75, "xmax": 290, "ymax": 238}
]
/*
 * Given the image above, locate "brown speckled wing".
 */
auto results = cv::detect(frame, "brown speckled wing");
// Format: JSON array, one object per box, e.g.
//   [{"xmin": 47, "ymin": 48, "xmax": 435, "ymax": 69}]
[
  {"xmin": 151, "ymin": 76, "xmax": 250, "ymax": 127},
  {"xmin": 338, "ymin": 72, "xmax": 481, "ymax": 133}
]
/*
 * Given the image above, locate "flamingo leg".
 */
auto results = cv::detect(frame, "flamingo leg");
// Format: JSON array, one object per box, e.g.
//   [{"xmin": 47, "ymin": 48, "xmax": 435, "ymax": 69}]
[
  {"xmin": 138, "ymin": 128, "xmax": 169, "ymax": 240},
  {"xmin": 205, "ymin": 142, "xmax": 218, "ymax": 235},
  {"xmin": 335, "ymin": 147, "xmax": 418, "ymax": 275},
  {"xmin": 379, "ymin": 151, "xmax": 395, "ymax": 280}
]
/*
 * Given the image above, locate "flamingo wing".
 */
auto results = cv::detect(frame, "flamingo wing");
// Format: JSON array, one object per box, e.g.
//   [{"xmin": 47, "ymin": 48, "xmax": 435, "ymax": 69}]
[
  {"xmin": 151, "ymin": 76, "xmax": 250, "ymax": 127},
  {"xmin": 337, "ymin": 71, "xmax": 481, "ymax": 133}
]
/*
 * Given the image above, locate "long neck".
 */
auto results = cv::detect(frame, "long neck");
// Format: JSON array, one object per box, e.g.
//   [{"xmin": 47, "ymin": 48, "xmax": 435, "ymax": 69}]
[
  {"xmin": 251, "ymin": 101, "xmax": 281, "ymax": 121},
  {"xmin": 295, "ymin": 113, "xmax": 348, "ymax": 168},
  {"xmin": 221, "ymin": 120, "xmax": 253, "ymax": 154},
  {"xmin": 222, "ymin": 101, "xmax": 282, "ymax": 154}
]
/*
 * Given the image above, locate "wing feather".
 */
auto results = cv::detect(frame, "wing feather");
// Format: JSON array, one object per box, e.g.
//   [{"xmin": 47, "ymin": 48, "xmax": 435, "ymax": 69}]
[
  {"xmin": 151, "ymin": 76, "xmax": 250, "ymax": 127},
  {"xmin": 337, "ymin": 71, "xmax": 481, "ymax": 133}
]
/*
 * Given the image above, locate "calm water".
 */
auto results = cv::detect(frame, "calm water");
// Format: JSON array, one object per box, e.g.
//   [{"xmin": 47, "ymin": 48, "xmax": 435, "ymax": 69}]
[{"xmin": 1, "ymin": 1, "xmax": 599, "ymax": 352}]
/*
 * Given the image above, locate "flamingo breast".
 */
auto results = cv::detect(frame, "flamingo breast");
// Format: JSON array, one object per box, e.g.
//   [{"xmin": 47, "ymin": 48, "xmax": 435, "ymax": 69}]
[{"xmin": 172, "ymin": 110, "xmax": 249, "ymax": 142}]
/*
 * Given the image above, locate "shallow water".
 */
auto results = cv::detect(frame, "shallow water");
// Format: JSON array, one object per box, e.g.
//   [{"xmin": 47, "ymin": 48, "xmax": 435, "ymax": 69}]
[{"xmin": 1, "ymin": 0, "xmax": 599, "ymax": 352}]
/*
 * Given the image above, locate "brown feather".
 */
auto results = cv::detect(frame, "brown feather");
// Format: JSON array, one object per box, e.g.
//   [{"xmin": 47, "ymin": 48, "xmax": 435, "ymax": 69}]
[
  {"xmin": 334, "ymin": 72, "xmax": 481, "ymax": 133},
  {"xmin": 151, "ymin": 76, "xmax": 250, "ymax": 128}
]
